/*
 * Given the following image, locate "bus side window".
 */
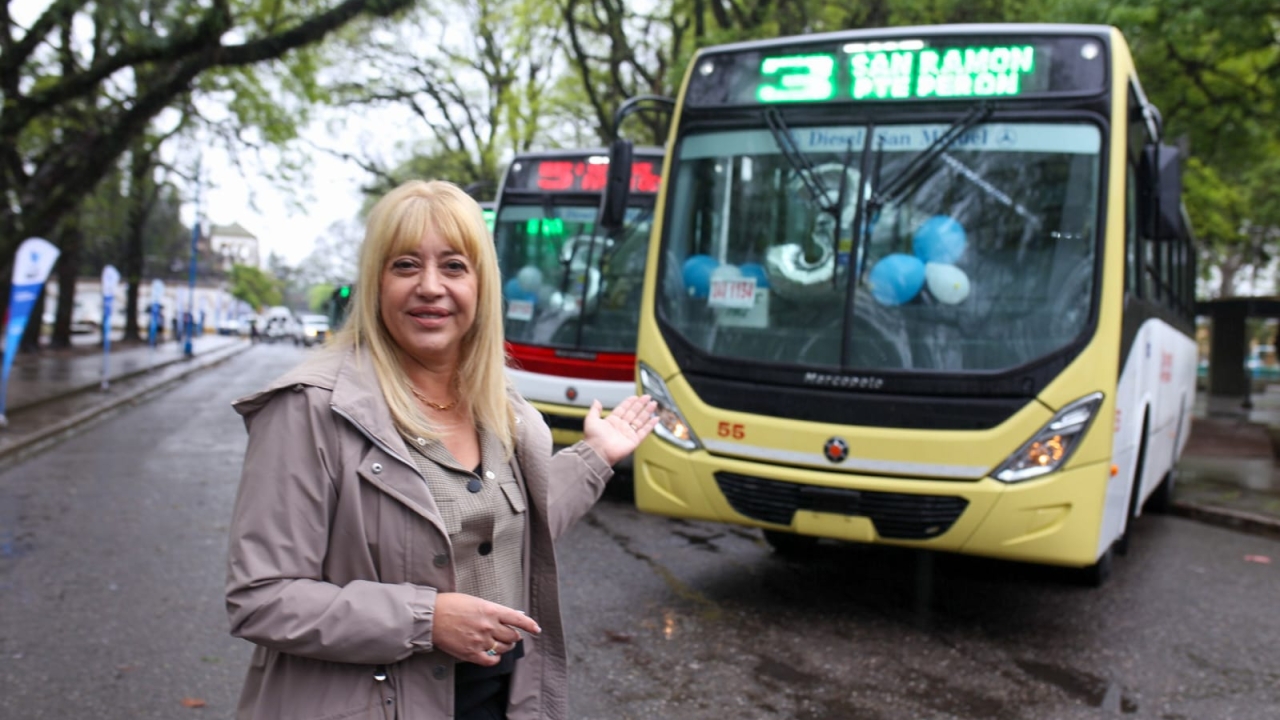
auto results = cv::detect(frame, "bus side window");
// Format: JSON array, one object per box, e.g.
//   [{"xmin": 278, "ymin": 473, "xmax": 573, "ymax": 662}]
[
  {"xmin": 1125, "ymin": 163, "xmax": 1140, "ymax": 298},
  {"xmin": 1127, "ymin": 84, "xmax": 1158, "ymax": 302}
]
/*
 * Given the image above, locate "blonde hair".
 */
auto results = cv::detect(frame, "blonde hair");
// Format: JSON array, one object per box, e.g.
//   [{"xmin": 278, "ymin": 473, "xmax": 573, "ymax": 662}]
[{"xmin": 333, "ymin": 179, "xmax": 514, "ymax": 454}]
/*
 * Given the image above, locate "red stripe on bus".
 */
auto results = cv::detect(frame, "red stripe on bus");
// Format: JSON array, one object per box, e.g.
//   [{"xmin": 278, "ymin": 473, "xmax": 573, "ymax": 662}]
[{"xmin": 505, "ymin": 342, "xmax": 635, "ymax": 382}]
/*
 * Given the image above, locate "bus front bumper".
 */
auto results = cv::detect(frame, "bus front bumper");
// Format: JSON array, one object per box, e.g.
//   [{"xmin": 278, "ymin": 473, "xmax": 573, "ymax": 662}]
[{"xmin": 633, "ymin": 441, "xmax": 1109, "ymax": 568}]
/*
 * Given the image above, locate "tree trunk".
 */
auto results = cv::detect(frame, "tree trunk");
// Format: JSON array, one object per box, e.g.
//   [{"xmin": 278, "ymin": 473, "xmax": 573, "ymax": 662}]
[
  {"xmin": 121, "ymin": 145, "xmax": 153, "ymax": 343},
  {"xmin": 1217, "ymin": 258, "xmax": 1243, "ymax": 298},
  {"xmin": 50, "ymin": 219, "xmax": 83, "ymax": 349}
]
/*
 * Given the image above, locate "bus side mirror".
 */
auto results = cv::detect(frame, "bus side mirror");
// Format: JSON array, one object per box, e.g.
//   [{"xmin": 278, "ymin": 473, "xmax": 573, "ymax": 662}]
[
  {"xmin": 1139, "ymin": 143, "xmax": 1185, "ymax": 240},
  {"xmin": 599, "ymin": 139, "xmax": 634, "ymax": 231},
  {"xmin": 1155, "ymin": 144, "xmax": 1184, "ymax": 240}
]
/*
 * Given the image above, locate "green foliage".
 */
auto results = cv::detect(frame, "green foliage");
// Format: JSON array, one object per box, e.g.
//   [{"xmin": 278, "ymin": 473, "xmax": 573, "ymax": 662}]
[
  {"xmin": 229, "ymin": 264, "xmax": 284, "ymax": 310},
  {"xmin": 0, "ymin": 0, "xmax": 416, "ymax": 300},
  {"xmin": 1100, "ymin": 0, "xmax": 1278, "ymax": 295},
  {"xmin": 309, "ymin": 283, "xmax": 337, "ymax": 311}
]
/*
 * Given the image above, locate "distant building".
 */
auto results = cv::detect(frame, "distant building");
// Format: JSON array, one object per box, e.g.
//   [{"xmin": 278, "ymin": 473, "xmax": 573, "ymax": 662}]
[{"xmin": 207, "ymin": 222, "xmax": 261, "ymax": 271}]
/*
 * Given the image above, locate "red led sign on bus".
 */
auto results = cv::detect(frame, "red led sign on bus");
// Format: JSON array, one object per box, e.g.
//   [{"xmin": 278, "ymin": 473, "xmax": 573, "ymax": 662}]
[{"xmin": 525, "ymin": 159, "xmax": 662, "ymax": 194}]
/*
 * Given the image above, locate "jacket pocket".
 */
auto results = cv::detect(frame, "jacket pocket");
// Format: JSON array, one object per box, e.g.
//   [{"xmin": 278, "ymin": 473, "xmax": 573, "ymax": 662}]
[{"xmin": 500, "ymin": 481, "xmax": 527, "ymax": 514}]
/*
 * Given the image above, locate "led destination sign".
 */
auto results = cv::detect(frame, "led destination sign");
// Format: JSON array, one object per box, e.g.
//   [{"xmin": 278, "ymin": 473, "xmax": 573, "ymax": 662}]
[
  {"xmin": 504, "ymin": 157, "xmax": 662, "ymax": 194},
  {"xmin": 686, "ymin": 35, "xmax": 1106, "ymax": 107},
  {"xmin": 759, "ymin": 44, "xmax": 1036, "ymax": 103}
]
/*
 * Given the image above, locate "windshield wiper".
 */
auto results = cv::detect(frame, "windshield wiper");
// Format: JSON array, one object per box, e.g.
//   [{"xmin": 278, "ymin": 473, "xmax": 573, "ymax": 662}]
[
  {"xmin": 840, "ymin": 123, "xmax": 877, "ymax": 367},
  {"xmin": 765, "ymin": 107, "xmax": 839, "ymax": 215},
  {"xmin": 765, "ymin": 108, "xmax": 857, "ymax": 278},
  {"xmin": 840, "ymin": 102, "xmax": 994, "ymax": 368},
  {"xmin": 867, "ymin": 101, "xmax": 994, "ymax": 213}
]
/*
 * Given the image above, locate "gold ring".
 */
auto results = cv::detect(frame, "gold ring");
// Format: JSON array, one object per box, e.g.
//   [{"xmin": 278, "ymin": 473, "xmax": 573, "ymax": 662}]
[{"xmin": 486, "ymin": 642, "xmax": 499, "ymax": 657}]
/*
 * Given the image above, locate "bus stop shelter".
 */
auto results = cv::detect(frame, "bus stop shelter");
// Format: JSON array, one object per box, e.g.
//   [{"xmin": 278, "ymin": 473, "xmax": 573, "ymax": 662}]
[{"xmin": 1197, "ymin": 296, "xmax": 1280, "ymax": 410}]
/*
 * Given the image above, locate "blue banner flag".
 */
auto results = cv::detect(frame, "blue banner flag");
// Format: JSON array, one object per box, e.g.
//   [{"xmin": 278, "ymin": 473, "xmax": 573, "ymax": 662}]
[
  {"xmin": 100, "ymin": 265, "xmax": 120, "ymax": 389},
  {"xmin": 1, "ymin": 237, "xmax": 61, "ymax": 425}
]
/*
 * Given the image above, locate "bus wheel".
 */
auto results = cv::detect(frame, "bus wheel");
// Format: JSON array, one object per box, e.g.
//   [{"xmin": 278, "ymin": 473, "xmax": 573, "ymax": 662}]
[
  {"xmin": 762, "ymin": 530, "xmax": 819, "ymax": 558},
  {"xmin": 1115, "ymin": 417, "xmax": 1149, "ymax": 557},
  {"xmin": 1144, "ymin": 469, "xmax": 1176, "ymax": 514},
  {"xmin": 1074, "ymin": 545, "xmax": 1114, "ymax": 587}
]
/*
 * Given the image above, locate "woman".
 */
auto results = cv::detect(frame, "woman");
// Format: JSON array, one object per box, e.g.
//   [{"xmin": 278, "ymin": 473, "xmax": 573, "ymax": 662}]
[{"xmin": 225, "ymin": 180, "xmax": 658, "ymax": 720}]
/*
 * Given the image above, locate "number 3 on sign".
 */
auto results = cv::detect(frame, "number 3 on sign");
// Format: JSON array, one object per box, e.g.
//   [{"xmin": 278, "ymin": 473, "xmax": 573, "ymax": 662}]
[
  {"xmin": 717, "ymin": 422, "xmax": 745, "ymax": 440},
  {"xmin": 758, "ymin": 54, "xmax": 835, "ymax": 102}
]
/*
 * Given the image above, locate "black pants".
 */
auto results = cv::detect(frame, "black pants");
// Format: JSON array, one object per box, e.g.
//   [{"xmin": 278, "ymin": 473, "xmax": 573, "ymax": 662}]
[{"xmin": 455, "ymin": 640, "xmax": 523, "ymax": 720}]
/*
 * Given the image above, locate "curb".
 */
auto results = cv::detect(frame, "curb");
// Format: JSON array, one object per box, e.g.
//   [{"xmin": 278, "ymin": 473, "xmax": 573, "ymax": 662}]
[
  {"xmin": 0, "ymin": 341, "xmax": 251, "ymax": 465},
  {"xmin": 5, "ymin": 343, "xmax": 225, "ymax": 415},
  {"xmin": 1170, "ymin": 500, "xmax": 1280, "ymax": 541}
]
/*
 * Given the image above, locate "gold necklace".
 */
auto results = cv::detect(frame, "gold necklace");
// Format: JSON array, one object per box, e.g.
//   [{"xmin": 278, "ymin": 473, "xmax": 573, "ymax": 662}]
[{"xmin": 409, "ymin": 385, "xmax": 459, "ymax": 412}]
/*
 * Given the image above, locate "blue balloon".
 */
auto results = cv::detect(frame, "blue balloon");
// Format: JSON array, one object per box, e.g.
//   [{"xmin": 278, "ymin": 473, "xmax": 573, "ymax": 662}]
[
  {"xmin": 504, "ymin": 277, "xmax": 536, "ymax": 303},
  {"xmin": 738, "ymin": 262, "xmax": 770, "ymax": 289},
  {"xmin": 682, "ymin": 254, "xmax": 720, "ymax": 299},
  {"xmin": 913, "ymin": 215, "xmax": 967, "ymax": 265},
  {"xmin": 867, "ymin": 253, "xmax": 926, "ymax": 306}
]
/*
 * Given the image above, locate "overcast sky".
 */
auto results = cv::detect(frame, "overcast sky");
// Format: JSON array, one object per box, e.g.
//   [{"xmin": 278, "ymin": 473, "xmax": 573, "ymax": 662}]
[{"xmin": 192, "ymin": 111, "xmax": 390, "ymax": 265}]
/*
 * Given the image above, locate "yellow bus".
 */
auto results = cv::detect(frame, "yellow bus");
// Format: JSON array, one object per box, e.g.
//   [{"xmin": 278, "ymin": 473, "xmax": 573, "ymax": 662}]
[{"xmin": 604, "ymin": 24, "xmax": 1197, "ymax": 584}]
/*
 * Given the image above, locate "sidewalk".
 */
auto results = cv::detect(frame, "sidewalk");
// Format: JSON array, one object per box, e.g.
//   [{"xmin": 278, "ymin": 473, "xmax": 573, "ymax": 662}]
[
  {"xmin": 1, "ymin": 337, "xmax": 1278, "ymax": 541},
  {"xmin": 1175, "ymin": 388, "xmax": 1280, "ymax": 539},
  {"xmin": 0, "ymin": 333, "xmax": 250, "ymax": 463}
]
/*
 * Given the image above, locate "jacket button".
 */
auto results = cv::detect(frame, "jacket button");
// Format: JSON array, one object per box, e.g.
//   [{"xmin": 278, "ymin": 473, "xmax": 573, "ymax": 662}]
[
  {"xmin": 478, "ymin": 541, "xmax": 493, "ymax": 556},
  {"xmin": 484, "ymin": 470, "xmax": 495, "ymax": 480},
  {"xmin": 371, "ymin": 463, "xmax": 383, "ymax": 474},
  {"xmin": 432, "ymin": 665, "xmax": 448, "ymax": 680},
  {"xmin": 466, "ymin": 478, "xmax": 482, "ymax": 493},
  {"xmin": 433, "ymin": 553, "xmax": 449, "ymax": 567}
]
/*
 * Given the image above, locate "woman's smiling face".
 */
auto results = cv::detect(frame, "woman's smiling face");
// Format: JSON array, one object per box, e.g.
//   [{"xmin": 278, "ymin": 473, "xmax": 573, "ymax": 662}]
[{"xmin": 379, "ymin": 228, "xmax": 478, "ymax": 369}]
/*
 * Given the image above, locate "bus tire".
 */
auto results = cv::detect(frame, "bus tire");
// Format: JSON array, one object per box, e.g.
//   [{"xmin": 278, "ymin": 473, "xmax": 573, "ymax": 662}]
[
  {"xmin": 1115, "ymin": 415, "xmax": 1149, "ymax": 558},
  {"xmin": 1144, "ymin": 469, "xmax": 1176, "ymax": 514},
  {"xmin": 762, "ymin": 530, "xmax": 819, "ymax": 558},
  {"xmin": 1074, "ymin": 545, "xmax": 1114, "ymax": 587}
]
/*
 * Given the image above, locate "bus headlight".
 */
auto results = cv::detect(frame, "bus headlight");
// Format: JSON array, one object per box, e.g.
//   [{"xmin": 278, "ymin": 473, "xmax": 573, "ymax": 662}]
[
  {"xmin": 992, "ymin": 392, "xmax": 1104, "ymax": 483},
  {"xmin": 638, "ymin": 362, "xmax": 701, "ymax": 450}
]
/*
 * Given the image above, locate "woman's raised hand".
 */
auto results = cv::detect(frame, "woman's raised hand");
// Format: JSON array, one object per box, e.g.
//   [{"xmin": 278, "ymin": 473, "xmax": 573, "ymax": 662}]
[{"xmin": 582, "ymin": 394, "xmax": 659, "ymax": 467}]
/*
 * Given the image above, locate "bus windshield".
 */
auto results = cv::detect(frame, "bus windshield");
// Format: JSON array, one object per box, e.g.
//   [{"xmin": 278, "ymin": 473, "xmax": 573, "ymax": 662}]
[
  {"xmin": 659, "ymin": 120, "xmax": 1101, "ymax": 373},
  {"xmin": 497, "ymin": 203, "xmax": 653, "ymax": 353}
]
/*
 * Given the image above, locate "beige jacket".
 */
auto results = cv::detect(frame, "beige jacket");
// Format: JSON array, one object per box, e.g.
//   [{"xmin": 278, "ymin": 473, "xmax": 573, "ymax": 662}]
[{"xmin": 226, "ymin": 346, "xmax": 612, "ymax": 720}]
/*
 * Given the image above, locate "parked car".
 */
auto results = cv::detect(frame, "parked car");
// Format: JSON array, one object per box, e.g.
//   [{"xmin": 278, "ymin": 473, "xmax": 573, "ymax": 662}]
[
  {"xmin": 262, "ymin": 316, "xmax": 291, "ymax": 343},
  {"xmin": 218, "ymin": 317, "xmax": 243, "ymax": 336},
  {"xmin": 293, "ymin": 313, "xmax": 330, "ymax": 347}
]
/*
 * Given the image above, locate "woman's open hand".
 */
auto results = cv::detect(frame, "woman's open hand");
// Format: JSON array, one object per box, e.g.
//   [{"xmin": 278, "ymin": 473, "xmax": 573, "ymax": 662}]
[{"xmin": 582, "ymin": 394, "xmax": 659, "ymax": 466}]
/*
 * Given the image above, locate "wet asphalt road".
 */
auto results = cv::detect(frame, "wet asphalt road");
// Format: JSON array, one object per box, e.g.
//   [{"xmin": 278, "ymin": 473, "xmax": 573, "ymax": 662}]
[{"xmin": 2, "ymin": 344, "xmax": 1279, "ymax": 719}]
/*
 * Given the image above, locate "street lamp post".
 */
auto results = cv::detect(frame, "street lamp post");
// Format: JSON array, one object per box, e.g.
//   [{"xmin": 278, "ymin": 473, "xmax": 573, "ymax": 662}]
[{"xmin": 184, "ymin": 163, "xmax": 200, "ymax": 358}]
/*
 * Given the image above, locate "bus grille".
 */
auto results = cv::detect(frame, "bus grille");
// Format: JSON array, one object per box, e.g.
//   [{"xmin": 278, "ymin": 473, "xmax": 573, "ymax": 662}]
[{"xmin": 714, "ymin": 472, "xmax": 969, "ymax": 540}]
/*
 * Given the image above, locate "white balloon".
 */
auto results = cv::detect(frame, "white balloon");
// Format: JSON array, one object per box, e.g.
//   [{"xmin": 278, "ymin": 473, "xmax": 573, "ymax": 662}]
[
  {"xmin": 709, "ymin": 263, "xmax": 743, "ymax": 281},
  {"xmin": 516, "ymin": 265, "xmax": 543, "ymax": 292},
  {"xmin": 925, "ymin": 262, "xmax": 971, "ymax": 305}
]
